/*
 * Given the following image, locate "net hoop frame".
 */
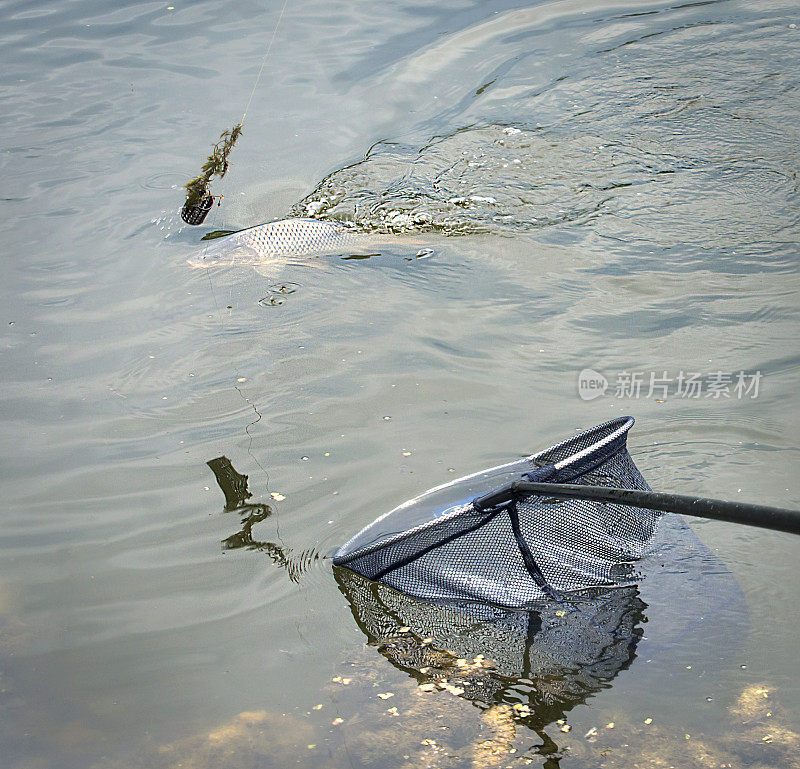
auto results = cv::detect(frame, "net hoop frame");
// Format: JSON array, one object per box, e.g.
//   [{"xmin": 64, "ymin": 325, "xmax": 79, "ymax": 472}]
[{"xmin": 334, "ymin": 415, "xmax": 637, "ymax": 569}]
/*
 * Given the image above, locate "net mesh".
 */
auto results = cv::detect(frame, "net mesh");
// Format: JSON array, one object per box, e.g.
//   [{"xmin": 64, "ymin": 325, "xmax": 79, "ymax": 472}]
[{"xmin": 334, "ymin": 417, "xmax": 662, "ymax": 607}]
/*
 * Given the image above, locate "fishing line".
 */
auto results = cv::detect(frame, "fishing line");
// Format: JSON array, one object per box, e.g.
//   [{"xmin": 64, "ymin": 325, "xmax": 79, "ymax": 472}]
[
  {"xmin": 182, "ymin": 0, "xmax": 290, "ymax": 227},
  {"xmin": 202, "ymin": 235, "xmax": 290, "ymax": 558},
  {"xmin": 233, "ymin": 385, "xmax": 285, "ymax": 542},
  {"xmin": 193, "ymin": 3, "xmax": 328, "ymax": 600},
  {"xmin": 197, "ymin": 0, "xmax": 293, "ymax": 489},
  {"xmin": 240, "ymin": 0, "xmax": 291, "ymax": 126},
  {"xmin": 196, "ymin": 0, "xmax": 289, "ymax": 232}
]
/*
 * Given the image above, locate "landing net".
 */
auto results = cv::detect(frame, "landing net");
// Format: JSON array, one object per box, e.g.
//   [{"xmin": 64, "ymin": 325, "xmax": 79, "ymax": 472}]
[{"xmin": 333, "ymin": 416, "xmax": 661, "ymax": 607}]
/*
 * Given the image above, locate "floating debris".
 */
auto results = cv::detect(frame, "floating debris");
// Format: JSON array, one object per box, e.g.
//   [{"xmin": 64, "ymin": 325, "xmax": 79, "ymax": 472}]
[
  {"xmin": 441, "ymin": 683, "xmax": 465, "ymax": 696},
  {"xmin": 731, "ymin": 685, "xmax": 772, "ymax": 722}
]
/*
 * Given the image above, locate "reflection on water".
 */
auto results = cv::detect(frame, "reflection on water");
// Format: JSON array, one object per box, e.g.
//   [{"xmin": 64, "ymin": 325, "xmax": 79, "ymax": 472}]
[
  {"xmin": 335, "ymin": 567, "xmax": 644, "ymax": 763},
  {"xmin": 207, "ymin": 455, "xmax": 320, "ymax": 581},
  {"xmin": 207, "ymin": 456, "xmax": 252, "ymax": 509}
]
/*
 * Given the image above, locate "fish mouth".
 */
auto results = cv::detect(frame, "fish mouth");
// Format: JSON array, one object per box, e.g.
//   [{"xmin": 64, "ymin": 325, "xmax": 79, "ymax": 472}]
[
  {"xmin": 186, "ymin": 254, "xmax": 216, "ymax": 269},
  {"xmin": 186, "ymin": 239, "xmax": 237, "ymax": 269},
  {"xmin": 186, "ymin": 237, "xmax": 259, "ymax": 269},
  {"xmin": 187, "ymin": 241, "xmax": 225, "ymax": 268}
]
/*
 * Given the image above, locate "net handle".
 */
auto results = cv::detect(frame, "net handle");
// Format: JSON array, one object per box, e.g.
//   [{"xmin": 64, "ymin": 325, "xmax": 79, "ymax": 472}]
[{"xmin": 473, "ymin": 481, "xmax": 800, "ymax": 536}]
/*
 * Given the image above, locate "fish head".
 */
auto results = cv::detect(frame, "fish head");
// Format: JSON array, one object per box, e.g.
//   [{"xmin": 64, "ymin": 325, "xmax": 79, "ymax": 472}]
[{"xmin": 186, "ymin": 232, "xmax": 258, "ymax": 269}]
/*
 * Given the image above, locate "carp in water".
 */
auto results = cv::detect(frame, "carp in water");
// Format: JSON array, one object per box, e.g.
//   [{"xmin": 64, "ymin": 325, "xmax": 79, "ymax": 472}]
[{"xmin": 187, "ymin": 218, "xmax": 419, "ymax": 268}]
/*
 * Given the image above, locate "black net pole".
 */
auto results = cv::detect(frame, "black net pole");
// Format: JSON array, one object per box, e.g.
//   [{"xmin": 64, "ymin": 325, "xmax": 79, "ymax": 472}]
[{"xmin": 503, "ymin": 482, "xmax": 800, "ymax": 536}]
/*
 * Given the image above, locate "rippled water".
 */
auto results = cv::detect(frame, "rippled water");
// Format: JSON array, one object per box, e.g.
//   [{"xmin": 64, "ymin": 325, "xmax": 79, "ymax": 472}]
[{"xmin": 1, "ymin": 0, "xmax": 799, "ymax": 766}]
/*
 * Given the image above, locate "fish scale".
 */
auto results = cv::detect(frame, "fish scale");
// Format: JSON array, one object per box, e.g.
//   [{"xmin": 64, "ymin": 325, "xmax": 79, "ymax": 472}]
[{"xmin": 240, "ymin": 218, "xmax": 357, "ymax": 255}]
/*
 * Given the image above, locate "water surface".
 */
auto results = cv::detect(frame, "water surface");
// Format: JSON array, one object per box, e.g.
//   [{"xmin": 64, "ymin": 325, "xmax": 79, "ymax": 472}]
[{"xmin": 1, "ymin": 0, "xmax": 799, "ymax": 766}]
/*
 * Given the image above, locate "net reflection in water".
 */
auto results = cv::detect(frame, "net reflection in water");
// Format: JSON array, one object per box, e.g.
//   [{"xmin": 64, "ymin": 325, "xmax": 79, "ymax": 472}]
[{"xmin": 335, "ymin": 566, "xmax": 645, "ymax": 735}]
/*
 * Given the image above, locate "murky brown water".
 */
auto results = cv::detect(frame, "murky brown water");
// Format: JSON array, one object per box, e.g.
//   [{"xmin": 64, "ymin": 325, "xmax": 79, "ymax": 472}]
[{"xmin": 1, "ymin": 0, "xmax": 799, "ymax": 766}]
